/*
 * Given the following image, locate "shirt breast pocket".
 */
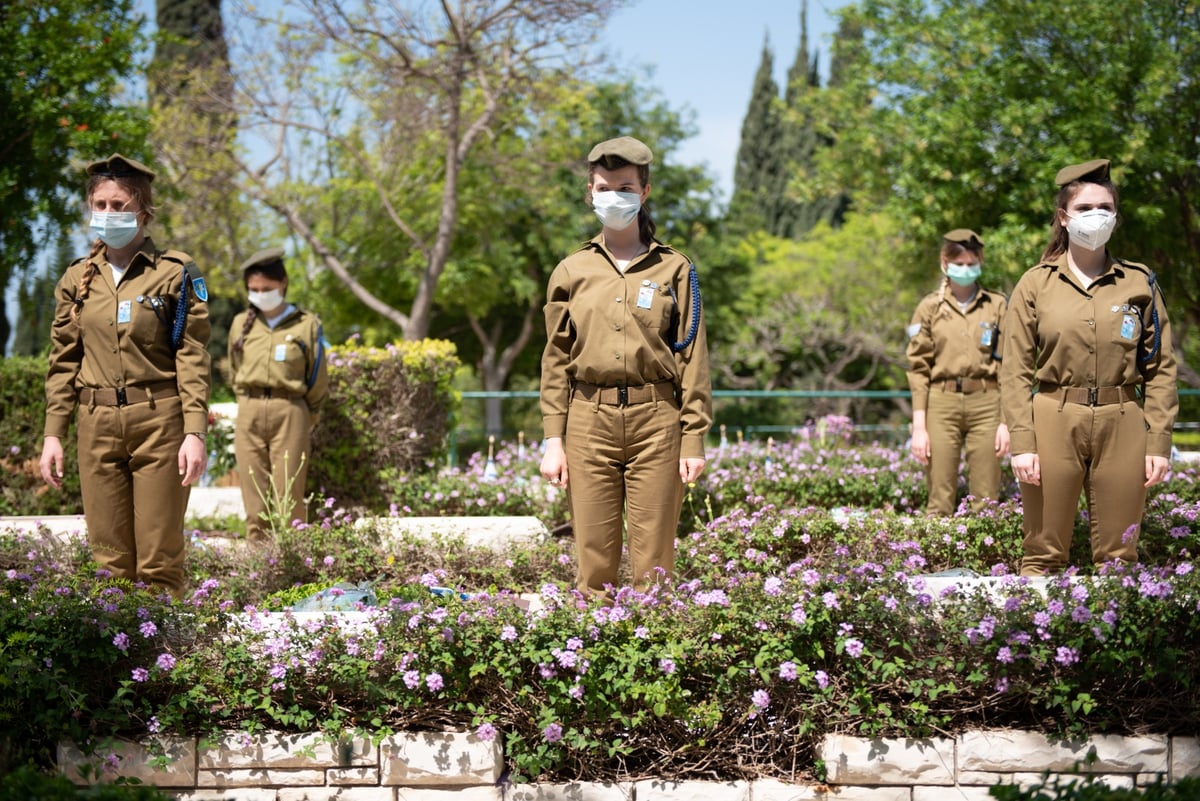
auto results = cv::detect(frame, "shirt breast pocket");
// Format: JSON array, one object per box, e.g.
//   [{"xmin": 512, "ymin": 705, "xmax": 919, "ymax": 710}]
[
  {"xmin": 276, "ymin": 338, "xmax": 310, "ymax": 383},
  {"xmin": 631, "ymin": 284, "xmax": 673, "ymax": 333},
  {"xmin": 1108, "ymin": 304, "xmax": 1142, "ymax": 349}
]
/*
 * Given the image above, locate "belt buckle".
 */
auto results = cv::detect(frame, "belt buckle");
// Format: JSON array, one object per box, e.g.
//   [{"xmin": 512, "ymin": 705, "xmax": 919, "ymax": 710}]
[
  {"xmin": 1087, "ymin": 387, "xmax": 1098, "ymax": 406},
  {"xmin": 264, "ymin": 388, "xmax": 273, "ymax": 399},
  {"xmin": 616, "ymin": 386, "xmax": 628, "ymax": 406},
  {"xmin": 955, "ymin": 377, "xmax": 963, "ymax": 392},
  {"xmin": 115, "ymin": 387, "xmax": 128, "ymax": 407}
]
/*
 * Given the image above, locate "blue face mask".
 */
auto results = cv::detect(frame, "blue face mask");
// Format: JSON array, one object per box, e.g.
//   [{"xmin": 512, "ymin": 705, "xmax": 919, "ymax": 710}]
[
  {"xmin": 945, "ymin": 262, "xmax": 982, "ymax": 287},
  {"xmin": 89, "ymin": 211, "xmax": 140, "ymax": 249}
]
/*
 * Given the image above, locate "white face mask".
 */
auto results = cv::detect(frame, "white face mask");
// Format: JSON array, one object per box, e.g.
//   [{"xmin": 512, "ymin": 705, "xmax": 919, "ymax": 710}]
[
  {"xmin": 591, "ymin": 190, "xmax": 641, "ymax": 231},
  {"xmin": 248, "ymin": 288, "xmax": 285, "ymax": 312},
  {"xmin": 89, "ymin": 211, "xmax": 140, "ymax": 249},
  {"xmin": 1065, "ymin": 209, "xmax": 1117, "ymax": 251}
]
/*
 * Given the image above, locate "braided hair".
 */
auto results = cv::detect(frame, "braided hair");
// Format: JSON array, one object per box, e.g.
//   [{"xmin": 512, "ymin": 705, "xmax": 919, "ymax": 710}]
[
  {"xmin": 71, "ymin": 172, "xmax": 156, "ymax": 324},
  {"xmin": 232, "ymin": 255, "xmax": 289, "ymax": 352}
]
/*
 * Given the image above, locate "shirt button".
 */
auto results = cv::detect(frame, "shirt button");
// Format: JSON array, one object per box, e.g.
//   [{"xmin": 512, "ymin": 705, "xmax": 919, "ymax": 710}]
[
  {"xmin": 111, "ymin": 346, "xmax": 117, "ymax": 353},
  {"xmin": 1087, "ymin": 320, "xmax": 1094, "ymax": 326},
  {"xmin": 615, "ymin": 297, "xmax": 622, "ymax": 303},
  {"xmin": 615, "ymin": 325, "xmax": 621, "ymax": 331}
]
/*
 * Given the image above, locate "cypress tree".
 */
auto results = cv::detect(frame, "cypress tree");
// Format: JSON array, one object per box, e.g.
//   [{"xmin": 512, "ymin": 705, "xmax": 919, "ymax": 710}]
[{"xmin": 729, "ymin": 38, "xmax": 783, "ymax": 234}]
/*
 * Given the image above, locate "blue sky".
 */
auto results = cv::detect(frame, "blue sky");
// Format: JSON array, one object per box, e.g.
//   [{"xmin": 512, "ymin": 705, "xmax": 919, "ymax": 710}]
[{"xmin": 597, "ymin": 0, "xmax": 852, "ymax": 199}]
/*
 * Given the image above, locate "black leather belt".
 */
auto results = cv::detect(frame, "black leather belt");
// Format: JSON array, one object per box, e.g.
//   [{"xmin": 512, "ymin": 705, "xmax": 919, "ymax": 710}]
[
  {"xmin": 79, "ymin": 381, "xmax": 178, "ymax": 407},
  {"xmin": 573, "ymin": 381, "xmax": 675, "ymax": 407}
]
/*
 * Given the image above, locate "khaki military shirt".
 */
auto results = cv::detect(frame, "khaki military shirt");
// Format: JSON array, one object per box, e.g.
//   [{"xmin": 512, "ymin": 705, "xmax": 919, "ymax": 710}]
[
  {"xmin": 1000, "ymin": 254, "xmax": 1178, "ymax": 457},
  {"xmin": 45, "ymin": 238, "xmax": 212, "ymax": 438},
  {"xmin": 906, "ymin": 282, "xmax": 1007, "ymax": 410},
  {"xmin": 541, "ymin": 236, "xmax": 713, "ymax": 459},
  {"xmin": 228, "ymin": 306, "xmax": 329, "ymax": 413}
]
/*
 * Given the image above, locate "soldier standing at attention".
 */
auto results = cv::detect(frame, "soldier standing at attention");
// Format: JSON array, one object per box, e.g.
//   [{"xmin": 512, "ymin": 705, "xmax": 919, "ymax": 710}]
[
  {"xmin": 40, "ymin": 154, "xmax": 211, "ymax": 600},
  {"xmin": 228, "ymin": 248, "xmax": 329, "ymax": 542},
  {"xmin": 1001, "ymin": 159, "xmax": 1178, "ymax": 575},
  {"xmin": 906, "ymin": 229, "xmax": 1010, "ymax": 516},
  {"xmin": 539, "ymin": 136, "xmax": 713, "ymax": 599}
]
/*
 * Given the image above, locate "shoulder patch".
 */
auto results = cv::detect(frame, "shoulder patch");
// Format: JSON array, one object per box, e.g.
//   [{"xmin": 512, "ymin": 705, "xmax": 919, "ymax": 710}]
[{"xmin": 184, "ymin": 262, "xmax": 208, "ymax": 302}]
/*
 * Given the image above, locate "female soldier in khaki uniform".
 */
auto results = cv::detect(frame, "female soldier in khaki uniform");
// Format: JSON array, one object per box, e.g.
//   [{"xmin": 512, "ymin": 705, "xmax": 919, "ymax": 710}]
[
  {"xmin": 229, "ymin": 247, "xmax": 329, "ymax": 541},
  {"xmin": 906, "ymin": 229, "xmax": 1010, "ymax": 516},
  {"xmin": 40, "ymin": 154, "xmax": 211, "ymax": 600},
  {"xmin": 1001, "ymin": 159, "xmax": 1178, "ymax": 575},
  {"xmin": 539, "ymin": 136, "xmax": 713, "ymax": 598}
]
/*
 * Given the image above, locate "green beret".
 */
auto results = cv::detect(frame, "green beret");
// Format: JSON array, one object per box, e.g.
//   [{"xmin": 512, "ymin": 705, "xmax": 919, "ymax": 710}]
[
  {"xmin": 85, "ymin": 153, "xmax": 155, "ymax": 182},
  {"xmin": 239, "ymin": 246, "xmax": 286, "ymax": 273},
  {"xmin": 587, "ymin": 136, "xmax": 653, "ymax": 166},
  {"xmin": 944, "ymin": 228, "xmax": 984, "ymax": 248},
  {"xmin": 1055, "ymin": 159, "xmax": 1110, "ymax": 186}
]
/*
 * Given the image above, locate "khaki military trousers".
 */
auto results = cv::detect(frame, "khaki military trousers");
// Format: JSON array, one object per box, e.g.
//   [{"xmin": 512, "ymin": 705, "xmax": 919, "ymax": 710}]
[
  {"xmin": 564, "ymin": 393, "xmax": 683, "ymax": 598},
  {"xmin": 235, "ymin": 395, "xmax": 312, "ymax": 542},
  {"xmin": 1018, "ymin": 392, "xmax": 1146, "ymax": 575},
  {"xmin": 925, "ymin": 388, "xmax": 1002, "ymax": 516},
  {"xmin": 76, "ymin": 396, "xmax": 188, "ymax": 599}
]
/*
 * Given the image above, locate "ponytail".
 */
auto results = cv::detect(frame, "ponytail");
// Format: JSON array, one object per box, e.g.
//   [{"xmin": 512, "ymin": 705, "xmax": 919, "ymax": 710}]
[
  {"xmin": 69, "ymin": 240, "xmax": 106, "ymax": 324},
  {"xmin": 232, "ymin": 307, "xmax": 258, "ymax": 353}
]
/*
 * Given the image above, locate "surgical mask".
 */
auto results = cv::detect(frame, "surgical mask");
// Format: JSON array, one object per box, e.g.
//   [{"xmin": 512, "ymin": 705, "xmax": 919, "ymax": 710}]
[
  {"xmin": 945, "ymin": 262, "xmax": 982, "ymax": 287},
  {"xmin": 89, "ymin": 211, "xmax": 140, "ymax": 249},
  {"xmin": 248, "ymin": 288, "xmax": 285, "ymax": 312},
  {"xmin": 1066, "ymin": 209, "xmax": 1117, "ymax": 251},
  {"xmin": 592, "ymin": 191, "xmax": 641, "ymax": 231}
]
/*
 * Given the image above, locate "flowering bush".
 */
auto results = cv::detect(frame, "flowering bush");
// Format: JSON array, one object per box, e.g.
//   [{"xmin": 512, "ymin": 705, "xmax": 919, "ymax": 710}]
[{"xmin": 2, "ymin": 437, "xmax": 1199, "ymax": 784}]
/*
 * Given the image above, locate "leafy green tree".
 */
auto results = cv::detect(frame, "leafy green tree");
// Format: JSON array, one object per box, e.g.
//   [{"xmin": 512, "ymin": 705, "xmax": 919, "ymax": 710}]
[
  {"xmin": 811, "ymin": 0, "xmax": 1200, "ymax": 384},
  {"xmin": 1, "ymin": 0, "xmax": 149, "ymax": 354},
  {"xmin": 9, "ymin": 235, "xmax": 68, "ymax": 357},
  {"xmin": 227, "ymin": 0, "xmax": 625, "ymax": 343}
]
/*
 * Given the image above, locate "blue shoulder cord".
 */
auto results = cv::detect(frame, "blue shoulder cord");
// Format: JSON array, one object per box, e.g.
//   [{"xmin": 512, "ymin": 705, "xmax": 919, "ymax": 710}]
[
  {"xmin": 1140, "ymin": 271, "xmax": 1163, "ymax": 365},
  {"xmin": 308, "ymin": 324, "xmax": 326, "ymax": 388},
  {"xmin": 667, "ymin": 263, "xmax": 702, "ymax": 353},
  {"xmin": 170, "ymin": 263, "xmax": 189, "ymax": 351}
]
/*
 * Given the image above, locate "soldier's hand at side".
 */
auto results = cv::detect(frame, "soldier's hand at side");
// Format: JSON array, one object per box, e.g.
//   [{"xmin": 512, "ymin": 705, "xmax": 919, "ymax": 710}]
[
  {"xmin": 994, "ymin": 423, "xmax": 1011, "ymax": 458},
  {"xmin": 179, "ymin": 433, "xmax": 208, "ymax": 486},
  {"xmin": 679, "ymin": 457, "xmax": 706, "ymax": 484},
  {"xmin": 1012, "ymin": 452, "xmax": 1040, "ymax": 486},
  {"xmin": 539, "ymin": 437, "xmax": 568, "ymax": 489},
  {"xmin": 910, "ymin": 429, "xmax": 931, "ymax": 465},
  {"xmin": 40, "ymin": 436, "xmax": 65, "ymax": 489},
  {"xmin": 1145, "ymin": 455, "xmax": 1170, "ymax": 488}
]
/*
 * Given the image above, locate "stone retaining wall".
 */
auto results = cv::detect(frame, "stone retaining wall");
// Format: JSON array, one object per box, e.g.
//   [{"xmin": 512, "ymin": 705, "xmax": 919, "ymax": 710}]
[{"xmin": 59, "ymin": 729, "xmax": 1200, "ymax": 800}]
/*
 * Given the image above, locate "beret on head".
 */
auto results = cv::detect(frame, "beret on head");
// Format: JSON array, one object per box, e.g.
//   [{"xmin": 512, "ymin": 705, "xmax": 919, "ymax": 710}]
[
  {"xmin": 239, "ymin": 246, "xmax": 286, "ymax": 274},
  {"xmin": 587, "ymin": 136, "xmax": 653, "ymax": 166},
  {"xmin": 944, "ymin": 228, "xmax": 984, "ymax": 248},
  {"xmin": 1055, "ymin": 158, "xmax": 1110, "ymax": 187},
  {"xmin": 85, "ymin": 153, "xmax": 156, "ymax": 182}
]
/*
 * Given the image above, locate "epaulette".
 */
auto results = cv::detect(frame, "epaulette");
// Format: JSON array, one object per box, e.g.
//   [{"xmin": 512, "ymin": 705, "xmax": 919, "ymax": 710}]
[{"xmin": 1114, "ymin": 257, "xmax": 1152, "ymax": 276}]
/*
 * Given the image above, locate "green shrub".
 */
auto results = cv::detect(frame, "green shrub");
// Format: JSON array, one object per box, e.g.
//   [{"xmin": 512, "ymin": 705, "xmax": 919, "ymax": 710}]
[
  {"xmin": 0, "ymin": 765, "xmax": 172, "ymax": 800},
  {"xmin": 0, "ymin": 356, "xmax": 83, "ymax": 516},
  {"xmin": 990, "ymin": 776, "xmax": 1200, "ymax": 800},
  {"xmin": 309, "ymin": 339, "xmax": 460, "ymax": 508}
]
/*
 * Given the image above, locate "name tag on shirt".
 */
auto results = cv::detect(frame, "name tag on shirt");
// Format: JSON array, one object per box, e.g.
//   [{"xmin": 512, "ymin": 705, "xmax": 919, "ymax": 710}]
[
  {"xmin": 1120, "ymin": 314, "xmax": 1137, "ymax": 340},
  {"xmin": 274, "ymin": 343, "xmax": 288, "ymax": 362},
  {"xmin": 636, "ymin": 285, "xmax": 655, "ymax": 310},
  {"xmin": 117, "ymin": 300, "xmax": 132, "ymax": 324},
  {"xmin": 980, "ymin": 324, "xmax": 994, "ymax": 348}
]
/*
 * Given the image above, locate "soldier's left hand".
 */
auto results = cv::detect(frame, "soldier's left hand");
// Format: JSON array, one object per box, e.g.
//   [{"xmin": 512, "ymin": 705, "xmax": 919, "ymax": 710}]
[
  {"xmin": 1144, "ymin": 455, "xmax": 1170, "ymax": 488},
  {"xmin": 680, "ymin": 457, "xmax": 706, "ymax": 484},
  {"xmin": 179, "ymin": 433, "xmax": 208, "ymax": 486}
]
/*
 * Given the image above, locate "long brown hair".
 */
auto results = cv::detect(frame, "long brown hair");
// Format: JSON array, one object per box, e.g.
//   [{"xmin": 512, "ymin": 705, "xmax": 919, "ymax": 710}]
[
  {"xmin": 70, "ymin": 174, "xmax": 156, "ymax": 324},
  {"xmin": 588, "ymin": 155, "xmax": 657, "ymax": 246},
  {"xmin": 232, "ymin": 256, "xmax": 289, "ymax": 352},
  {"xmin": 1040, "ymin": 178, "xmax": 1120, "ymax": 262}
]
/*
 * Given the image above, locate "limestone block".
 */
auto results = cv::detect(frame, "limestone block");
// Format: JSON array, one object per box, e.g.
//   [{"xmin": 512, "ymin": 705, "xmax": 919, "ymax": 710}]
[
  {"xmin": 747, "ymin": 779, "xmax": 825, "ymax": 800},
  {"xmin": 396, "ymin": 789, "xmax": 503, "ymax": 801},
  {"xmin": 328, "ymin": 766, "xmax": 383, "ymax": 785},
  {"xmin": 821, "ymin": 735, "xmax": 955, "ymax": 785},
  {"xmin": 279, "ymin": 789, "xmax": 397, "ymax": 801},
  {"xmin": 362, "ymin": 516, "xmax": 549, "ymax": 551},
  {"xmin": 58, "ymin": 737, "xmax": 196, "ymax": 787},
  {"xmin": 200, "ymin": 731, "xmax": 375, "ymax": 770},
  {"xmin": 381, "ymin": 731, "xmax": 503, "ymax": 786},
  {"xmin": 634, "ymin": 779, "xmax": 749, "ymax": 801},
  {"xmin": 913, "ymin": 786, "xmax": 998, "ymax": 801},
  {"xmin": 959, "ymin": 730, "xmax": 1168, "ymax": 773},
  {"xmin": 1173, "ymin": 737, "xmax": 1200, "ymax": 778},
  {"xmin": 199, "ymin": 768, "xmax": 327, "ymax": 787},
  {"xmin": 1, "ymin": 515, "xmax": 86, "ymax": 542},
  {"xmin": 171, "ymin": 790, "xmax": 278, "ymax": 801},
  {"xmin": 507, "ymin": 782, "xmax": 633, "ymax": 801}
]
